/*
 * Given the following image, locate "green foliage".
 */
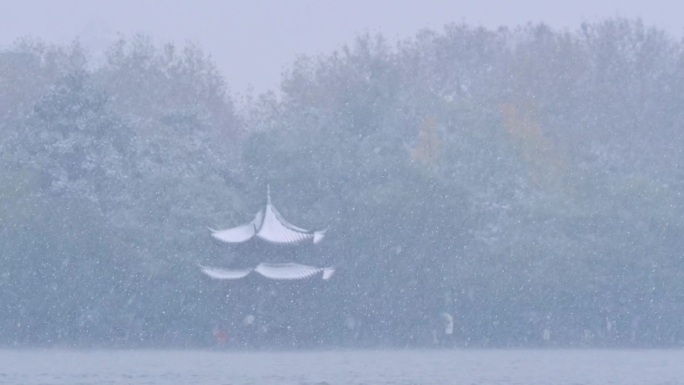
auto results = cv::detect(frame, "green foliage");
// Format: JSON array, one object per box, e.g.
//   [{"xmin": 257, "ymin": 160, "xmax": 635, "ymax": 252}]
[
  {"xmin": 1, "ymin": 19, "xmax": 684, "ymax": 347},
  {"xmin": 0, "ymin": 37, "xmax": 240, "ymax": 346},
  {"xmin": 241, "ymin": 20, "xmax": 684, "ymax": 347}
]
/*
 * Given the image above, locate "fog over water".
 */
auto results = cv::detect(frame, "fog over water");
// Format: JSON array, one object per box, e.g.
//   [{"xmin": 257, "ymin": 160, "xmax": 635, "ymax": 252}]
[{"xmin": 1, "ymin": 349, "xmax": 683, "ymax": 385}]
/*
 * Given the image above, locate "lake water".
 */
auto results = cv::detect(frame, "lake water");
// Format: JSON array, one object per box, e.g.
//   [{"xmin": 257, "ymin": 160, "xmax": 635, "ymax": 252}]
[{"xmin": 0, "ymin": 349, "xmax": 681, "ymax": 385}]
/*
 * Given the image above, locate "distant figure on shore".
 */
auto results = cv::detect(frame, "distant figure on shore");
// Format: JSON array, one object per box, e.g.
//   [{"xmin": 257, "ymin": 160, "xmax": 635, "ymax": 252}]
[
  {"xmin": 213, "ymin": 327, "xmax": 229, "ymax": 346},
  {"xmin": 432, "ymin": 312, "xmax": 454, "ymax": 345}
]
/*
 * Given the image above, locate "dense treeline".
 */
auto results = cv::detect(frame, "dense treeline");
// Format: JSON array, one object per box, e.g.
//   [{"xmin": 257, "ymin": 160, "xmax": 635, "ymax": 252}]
[{"xmin": 1, "ymin": 20, "xmax": 683, "ymax": 348}]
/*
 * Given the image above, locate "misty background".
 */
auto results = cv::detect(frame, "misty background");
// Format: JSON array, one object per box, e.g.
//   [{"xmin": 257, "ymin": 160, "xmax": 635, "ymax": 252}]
[
  {"xmin": 2, "ymin": 0, "xmax": 683, "ymax": 93},
  {"xmin": 1, "ymin": 2, "xmax": 684, "ymax": 348}
]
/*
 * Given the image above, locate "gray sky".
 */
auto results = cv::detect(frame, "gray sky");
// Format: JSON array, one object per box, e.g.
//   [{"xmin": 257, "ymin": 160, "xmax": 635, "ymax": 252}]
[{"xmin": 1, "ymin": 0, "xmax": 682, "ymax": 94}]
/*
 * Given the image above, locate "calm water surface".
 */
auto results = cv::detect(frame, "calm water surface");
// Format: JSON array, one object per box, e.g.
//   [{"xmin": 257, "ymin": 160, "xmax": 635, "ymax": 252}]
[{"xmin": 0, "ymin": 349, "xmax": 681, "ymax": 385}]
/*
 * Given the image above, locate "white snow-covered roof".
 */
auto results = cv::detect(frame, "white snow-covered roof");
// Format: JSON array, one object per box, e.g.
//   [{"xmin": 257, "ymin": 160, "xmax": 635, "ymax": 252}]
[
  {"xmin": 198, "ymin": 265, "xmax": 253, "ymax": 279},
  {"xmin": 209, "ymin": 186, "xmax": 327, "ymax": 245},
  {"xmin": 199, "ymin": 262, "xmax": 335, "ymax": 281}
]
